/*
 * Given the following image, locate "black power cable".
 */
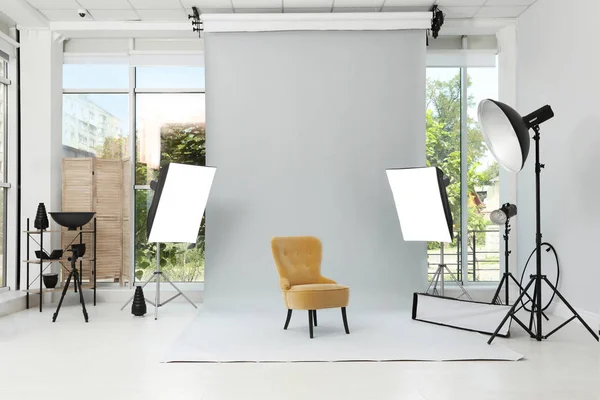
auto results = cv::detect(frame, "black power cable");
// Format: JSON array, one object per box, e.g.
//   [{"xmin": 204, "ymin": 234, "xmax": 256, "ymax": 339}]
[{"xmin": 518, "ymin": 242, "xmax": 560, "ymax": 312}]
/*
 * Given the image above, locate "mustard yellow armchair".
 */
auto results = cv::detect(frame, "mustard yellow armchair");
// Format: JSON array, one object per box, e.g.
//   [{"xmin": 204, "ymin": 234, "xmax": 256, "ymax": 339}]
[{"xmin": 271, "ymin": 236, "xmax": 350, "ymax": 338}]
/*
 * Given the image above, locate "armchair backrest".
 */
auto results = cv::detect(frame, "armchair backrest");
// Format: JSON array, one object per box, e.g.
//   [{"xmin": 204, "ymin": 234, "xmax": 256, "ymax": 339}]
[{"xmin": 271, "ymin": 236, "xmax": 323, "ymax": 286}]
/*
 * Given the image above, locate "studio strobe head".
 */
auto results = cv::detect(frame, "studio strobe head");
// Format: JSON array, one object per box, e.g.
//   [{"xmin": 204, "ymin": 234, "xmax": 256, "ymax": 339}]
[{"xmin": 490, "ymin": 203, "xmax": 518, "ymax": 225}]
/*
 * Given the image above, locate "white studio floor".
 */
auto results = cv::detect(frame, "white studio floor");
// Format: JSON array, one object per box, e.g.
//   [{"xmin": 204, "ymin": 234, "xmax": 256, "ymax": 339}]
[
  {"xmin": 0, "ymin": 301, "xmax": 598, "ymax": 400},
  {"xmin": 165, "ymin": 308, "xmax": 522, "ymax": 362}
]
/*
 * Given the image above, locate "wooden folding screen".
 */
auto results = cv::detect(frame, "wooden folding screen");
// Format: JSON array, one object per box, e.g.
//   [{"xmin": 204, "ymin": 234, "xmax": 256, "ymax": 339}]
[{"xmin": 62, "ymin": 158, "xmax": 131, "ymax": 284}]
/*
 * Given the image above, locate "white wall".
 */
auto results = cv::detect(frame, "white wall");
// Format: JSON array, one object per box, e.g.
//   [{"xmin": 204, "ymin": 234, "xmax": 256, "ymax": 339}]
[
  {"xmin": 204, "ymin": 30, "xmax": 426, "ymax": 312},
  {"xmin": 517, "ymin": 0, "xmax": 600, "ymax": 319},
  {"xmin": 19, "ymin": 30, "xmax": 64, "ymax": 289},
  {"xmin": 496, "ymin": 25, "xmax": 520, "ymax": 300}
]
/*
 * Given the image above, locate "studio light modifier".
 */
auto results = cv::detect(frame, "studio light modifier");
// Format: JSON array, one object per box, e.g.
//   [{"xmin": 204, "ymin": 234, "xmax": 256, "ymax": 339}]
[{"xmin": 490, "ymin": 203, "xmax": 517, "ymax": 225}]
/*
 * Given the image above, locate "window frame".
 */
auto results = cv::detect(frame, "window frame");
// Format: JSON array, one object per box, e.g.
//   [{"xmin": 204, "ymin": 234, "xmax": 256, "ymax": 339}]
[
  {"xmin": 0, "ymin": 57, "xmax": 11, "ymax": 292},
  {"xmin": 460, "ymin": 66, "xmax": 469, "ymax": 284}
]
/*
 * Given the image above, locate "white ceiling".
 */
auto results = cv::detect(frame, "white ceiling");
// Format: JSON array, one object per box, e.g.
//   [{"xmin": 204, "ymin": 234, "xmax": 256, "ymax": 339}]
[
  {"xmin": 0, "ymin": 11, "xmax": 17, "ymax": 28},
  {"xmin": 21, "ymin": 0, "xmax": 538, "ymax": 22}
]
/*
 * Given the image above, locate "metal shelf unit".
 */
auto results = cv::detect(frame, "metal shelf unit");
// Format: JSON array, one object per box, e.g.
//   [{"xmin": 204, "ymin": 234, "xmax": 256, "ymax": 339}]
[{"xmin": 23, "ymin": 218, "xmax": 97, "ymax": 311}]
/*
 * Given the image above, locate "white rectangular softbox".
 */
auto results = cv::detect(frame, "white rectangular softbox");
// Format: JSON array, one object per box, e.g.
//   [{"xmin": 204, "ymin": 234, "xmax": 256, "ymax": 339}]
[
  {"xmin": 147, "ymin": 163, "xmax": 216, "ymax": 244},
  {"xmin": 386, "ymin": 166, "xmax": 453, "ymax": 243}
]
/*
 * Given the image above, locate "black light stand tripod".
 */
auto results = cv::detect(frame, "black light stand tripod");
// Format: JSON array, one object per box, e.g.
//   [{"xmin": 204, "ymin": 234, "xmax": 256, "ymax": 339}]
[
  {"xmin": 491, "ymin": 217, "xmax": 545, "ymax": 314},
  {"xmin": 52, "ymin": 244, "xmax": 89, "ymax": 323},
  {"xmin": 488, "ymin": 126, "xmax": 598, "ymax": 344},
  {"xmin": 491, "ymin": 219, "xmax": 516, "ymax": 305},
  {"xmin": 121, "ymin": 243, "xmax": 197, "ymax": 320}
]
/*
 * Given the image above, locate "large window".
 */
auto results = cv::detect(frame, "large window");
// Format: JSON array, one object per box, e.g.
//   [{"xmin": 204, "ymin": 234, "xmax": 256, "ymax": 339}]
[
  {"xmin": 62, "ymin": 64, "xmax": 206, "ymax": 283},
  {"xmin": 426, "ymin": 65, "xmax": 500, "ymax": 283},
  {"xmin": 0, "ymin": 58, "xmax": 9, "ymax": 288}
]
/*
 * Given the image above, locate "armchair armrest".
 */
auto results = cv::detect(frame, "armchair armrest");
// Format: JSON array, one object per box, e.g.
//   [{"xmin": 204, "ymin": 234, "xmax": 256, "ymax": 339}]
[
  {"xmin": 317, "ymin": 276, "xmax": 337, "ymax": 284},
  {"xmin": 280, "ymin": 277, "xmax": 291, "ymax": 290}
]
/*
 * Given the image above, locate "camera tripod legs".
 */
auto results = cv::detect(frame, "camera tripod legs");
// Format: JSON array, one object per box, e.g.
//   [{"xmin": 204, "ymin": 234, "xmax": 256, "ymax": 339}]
[{"xmin": 52, "ymin": 264, "xmax": 89, "ymax": 323}]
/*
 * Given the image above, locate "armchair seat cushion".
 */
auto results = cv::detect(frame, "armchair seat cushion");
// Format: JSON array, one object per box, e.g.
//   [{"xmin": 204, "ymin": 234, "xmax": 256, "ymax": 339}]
[{"xmin": 284, "ymin": 284, "xmax": 349, "ymax": 311}]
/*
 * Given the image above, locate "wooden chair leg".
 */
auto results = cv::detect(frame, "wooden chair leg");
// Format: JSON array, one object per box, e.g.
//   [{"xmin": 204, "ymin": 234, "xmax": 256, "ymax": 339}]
[
  {"xmin": 308, "ymin": 310, "xmax": 314, "ymax": 338},
  {"xmin": 341, "ymin": 307, "xmax": 350, "ymax": 334},
  {"xmin": 313, "ymin": 310, "xmax": 318, "ymax": 326},
  {"xmin": 283, "ymin": 309, "xmax": 292, "ymax": 330}
]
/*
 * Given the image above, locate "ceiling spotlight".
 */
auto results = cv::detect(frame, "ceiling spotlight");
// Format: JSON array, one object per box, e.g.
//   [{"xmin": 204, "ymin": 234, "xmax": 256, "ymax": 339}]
[{"xmin": 489, "ymin": 203, "xmax": 517, "ymax": 225}]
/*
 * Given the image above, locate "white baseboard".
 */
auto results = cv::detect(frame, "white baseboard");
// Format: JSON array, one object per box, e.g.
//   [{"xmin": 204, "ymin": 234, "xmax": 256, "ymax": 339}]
[
  {"xmin": 551, "ymin": 301, "xmax": 599, "ymax": 332},
  {"xmin": 47, "ymin": 287, "xmax": 205, "ymax": 305},
  {"xmin": 91, "ymin": 287, "xmax": 204, "ymax": 304},
  {"xmin": 0, "ymin": 288, "xmax": 204, "ymax": 319},
  {"xmin": 0, "ymin": 290, "xmax": 31, "ymax": 318}
]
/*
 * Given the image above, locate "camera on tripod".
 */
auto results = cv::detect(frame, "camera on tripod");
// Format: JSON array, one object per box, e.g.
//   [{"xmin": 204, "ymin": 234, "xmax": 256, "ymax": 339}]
[
  {"xmin": 68, "ymin": 244, "xmax": 86, "ymax": 260},
  {"xmin": 48, "ymin": 211, "xmax": 95, "ymax": 323}
]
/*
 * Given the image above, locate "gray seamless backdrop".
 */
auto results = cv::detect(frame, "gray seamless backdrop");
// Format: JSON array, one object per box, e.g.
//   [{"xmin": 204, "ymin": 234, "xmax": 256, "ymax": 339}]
[{"xmin": 204, "ymin": 30, "xmax": 426, "ymax": 312}]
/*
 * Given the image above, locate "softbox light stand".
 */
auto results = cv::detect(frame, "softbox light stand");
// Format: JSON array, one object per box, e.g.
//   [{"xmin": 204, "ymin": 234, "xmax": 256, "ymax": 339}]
[
  {"xmin": 487, "ymin": 124, "xmax": 598, "ymax": 344},
  {"xmin": 491, "ymin": 220, "xmax": 515, "ymax": 305},
  {"xmin": 121, "ymin": 163, "xmax": 216, "ymax": 320},
  {"xmin": 426, "ymin": 245, "xmax": 471, "ymax": 300},
  {"xmin": 121, "ymin": 242, "xmax": 197, "ymax": 319},
  {"xmin": 491, "ymin": 219, "xmax": 538, "ymax": 307}
]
